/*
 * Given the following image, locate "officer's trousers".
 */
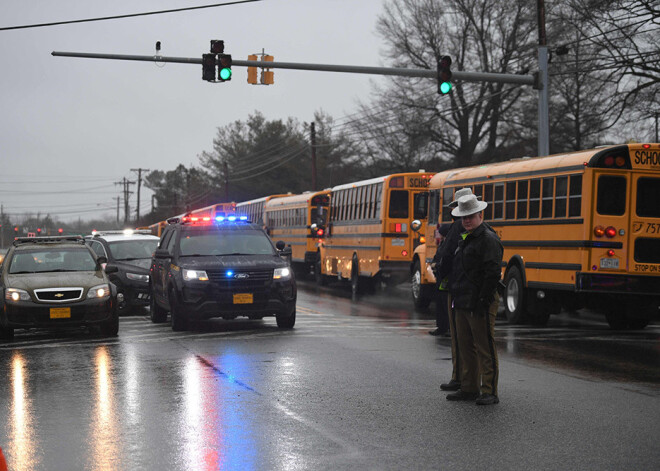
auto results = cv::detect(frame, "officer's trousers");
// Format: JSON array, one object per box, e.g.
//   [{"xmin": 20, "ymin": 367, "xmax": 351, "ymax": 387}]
[
  {"xmin": 454, "ymin": 296, "xmax": 499, "ymax": 396},
  {"xmin": 447, "ymin": 294, "xmax": 460, "ymax": 383}
]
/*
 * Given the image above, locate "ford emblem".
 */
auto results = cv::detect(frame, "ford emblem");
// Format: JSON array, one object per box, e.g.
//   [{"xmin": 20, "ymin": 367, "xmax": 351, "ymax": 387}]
[{"xmin": 234, "ymin": 273, "xmax": 249, "ymax": 279}]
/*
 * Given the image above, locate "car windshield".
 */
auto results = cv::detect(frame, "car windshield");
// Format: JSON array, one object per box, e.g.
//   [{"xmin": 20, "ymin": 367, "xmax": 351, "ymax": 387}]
[
  {"xmin": 179, "ymin": 230, "xmax": 275, "ymax": 256},
  {"xmin": 108, "ymin": 239, "xmax": 158, "ymax": 260},
  {"xmin": 8, "ymin": 248, "xmax": 97, "ymax": 274}
]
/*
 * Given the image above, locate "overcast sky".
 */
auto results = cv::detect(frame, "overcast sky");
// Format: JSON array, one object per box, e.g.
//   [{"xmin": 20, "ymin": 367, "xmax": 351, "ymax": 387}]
[{"xmin": 0, "ymin": 0, "xmax": 388, "ymax": 224}]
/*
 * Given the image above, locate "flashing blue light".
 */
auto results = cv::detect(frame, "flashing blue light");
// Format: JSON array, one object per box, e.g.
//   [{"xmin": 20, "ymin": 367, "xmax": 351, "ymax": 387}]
[
  {"xmin": 216, "ymin": 216, "xmax": 225, "ymax": 222},
  {"xmin": 239, "ymin": 216, "xmax": 248, "ymax": 221},
  {"xmin": 228, "ymin": 216, "xmax": 237, "ymax": 221},
  {"xmin": 226, "ymin": 270, "xmax": 234, "ymax": 277}
]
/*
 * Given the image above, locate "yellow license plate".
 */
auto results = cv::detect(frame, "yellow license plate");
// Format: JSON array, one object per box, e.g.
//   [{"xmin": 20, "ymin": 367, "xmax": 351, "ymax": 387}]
[
  {"xmin": 233, "ymin": 293, "xmax": 253, "ymax": 304},
  {"xmin": 50, "ymin": 307, "xmax": 71, "ymax": 319}
]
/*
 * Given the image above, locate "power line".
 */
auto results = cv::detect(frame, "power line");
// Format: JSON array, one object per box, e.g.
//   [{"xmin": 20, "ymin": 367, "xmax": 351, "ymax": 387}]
[{"xmin": 0, "ymin": 0, "xmax": 265, "ymax": 31}]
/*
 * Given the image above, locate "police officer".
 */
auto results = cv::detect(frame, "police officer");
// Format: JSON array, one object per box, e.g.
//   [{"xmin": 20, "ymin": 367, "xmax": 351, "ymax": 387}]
[
  {"xmin": 429, "ymin": 222, "xmax": 452, "ymax": 336},
  {"xmin": 446, "ymin": 194, "xmax": 503, "ymax": 405},
  {"xmin": 434, "ymin": 188, "xmax": 477, "ymax": 391}
]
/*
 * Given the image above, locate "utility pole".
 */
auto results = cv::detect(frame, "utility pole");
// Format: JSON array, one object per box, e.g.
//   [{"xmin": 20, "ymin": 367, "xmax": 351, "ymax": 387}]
[
  {"xmin": 310, "ymin": 122, "xmax": 317, "ymax": 191},
  {"xmin": 115, "ymin": 196, "xmax": 121, "ymax": 222},
  {"xmin": 115, "ymin": 178, "xmax": 135, "ymax": 224},
  {"xmin": 537, "ymin": 0, "xmax": 550, "ymax": 156},
  {"xmin": 131, "ymin": 167, "xmax": 150, "ymax": 222},
  {"xmin": 151, "ymin": 194, "xmax": 156, "ymax": 213}
]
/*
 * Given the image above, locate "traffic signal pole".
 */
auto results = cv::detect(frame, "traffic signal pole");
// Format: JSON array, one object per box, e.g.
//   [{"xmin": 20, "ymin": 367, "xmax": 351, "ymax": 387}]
[{"xmin": 51, "ymin": 51, "xmax": 546, "ymax": 154}]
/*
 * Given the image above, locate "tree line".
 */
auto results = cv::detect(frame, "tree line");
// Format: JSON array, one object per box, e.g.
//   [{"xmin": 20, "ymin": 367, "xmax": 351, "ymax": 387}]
[{"xmin": 139, "ymin": 0, "xmax": 658, "ymax": 227}]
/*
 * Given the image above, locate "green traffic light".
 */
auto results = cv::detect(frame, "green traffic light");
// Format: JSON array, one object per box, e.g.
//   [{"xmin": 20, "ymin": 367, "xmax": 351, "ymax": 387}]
[
  {"xmin": 440, "ymin": 81, "xmax": 452, "ymax": 94},
  {"xmin": 219, "ymin": 68, "xmax": 232, "ymax": 81}
]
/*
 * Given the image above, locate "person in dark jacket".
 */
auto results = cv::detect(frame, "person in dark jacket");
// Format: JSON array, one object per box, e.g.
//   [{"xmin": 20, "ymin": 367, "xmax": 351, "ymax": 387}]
[
  {"xmin": 429, "ymin": 222, "xmax": 452, "ymax": 336},
  {"xmin": 433, "ymin": 188, "xmax": 477, "ymax": 391},
  {"xmin": 446, "ymin": 194, "xmax": 503, "ymax": 406}
]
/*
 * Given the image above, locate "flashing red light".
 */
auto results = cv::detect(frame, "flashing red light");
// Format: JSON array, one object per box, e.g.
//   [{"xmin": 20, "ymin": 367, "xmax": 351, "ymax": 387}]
[
  {"xmin": 401, "ymin": 250, "xmax": 408, "ymax": 257},
  {"xmin": 37, "ymin": 228, "xmax": 41, "ymax": 233},
  {"xmin": 642, "ymin": 144, "xmax": 651, "ymax": 149},
  {"xmin": 594, "ymin": 225, "xmax": 605, "ymax": 237},
  {"xmin": 395, "ymin": 223, "xmax": 402, "ymax": 232},
  {"xmin": 191, "ymin": 217, "xmax": 199, "ymax": 222},
  {"xmin": 604, "ymin": 156, "xmax": 614, "ymax": 167},
  {"xmin": 605, "ymin": 226, "xmax": 616, "ymax": 238},
  {"xmin": 58, "ymin": 228, "xmax": 63, "ymax": 234},
  {"xmin": 607, "ymin": 249, "xmax": 615, "ymax": 257},
  {"xmin": 316, "ymin": 228, "xmax": 324, "ymax": 236},
  {"xmin": 14, "ymin": 227, "xmax": 18, "ymax": 232},
  {"xmin": 202, "ymin": 217, "xmax": 211, "ymax": 222}
]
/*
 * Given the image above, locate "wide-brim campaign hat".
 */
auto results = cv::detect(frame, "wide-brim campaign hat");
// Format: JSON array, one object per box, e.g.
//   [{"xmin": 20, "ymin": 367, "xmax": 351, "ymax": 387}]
[
  {"xmin": 447, "ymin": 188, "xmax": 480, "ymax": 208},
  {"xmin": 451, "ymin": 194, "xmax": 488, "ymax": 217}
]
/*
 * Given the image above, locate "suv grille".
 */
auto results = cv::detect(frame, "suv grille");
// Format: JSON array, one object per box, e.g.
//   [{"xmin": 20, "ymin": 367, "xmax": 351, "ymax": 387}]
[
  {"xmin": 206, "ymin": 269, "xmax": 272, "ymax": 289},
  {"xmin": 34, "ymin": 288, "xmax": 84, "ymax": 302}
]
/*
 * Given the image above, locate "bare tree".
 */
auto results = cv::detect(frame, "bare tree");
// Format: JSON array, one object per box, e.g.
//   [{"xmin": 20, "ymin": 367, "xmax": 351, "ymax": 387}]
[{"xmin": 351, "ymin": 0, "xmax": 537, "ymax": 168}]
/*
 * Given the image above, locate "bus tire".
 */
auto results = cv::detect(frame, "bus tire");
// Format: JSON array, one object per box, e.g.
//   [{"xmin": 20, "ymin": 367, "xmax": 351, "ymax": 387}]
[
  {"xmin": 627, "ymin": 318, "xmax": 649, "ymax": 330},
  {"xmin": 412, "ymin": 260, "xmax": 433, "ymax": 310},
  {"xmin": 314, "ymin": 253, "xmax": 327, "ymax": 286},
  {"xmin": 605, "ymin": 311, "xmax": 628, "ymax": 330},
  {"xmin": 504, "ymin": 266, "xmax": 527, "ymax": 324}
]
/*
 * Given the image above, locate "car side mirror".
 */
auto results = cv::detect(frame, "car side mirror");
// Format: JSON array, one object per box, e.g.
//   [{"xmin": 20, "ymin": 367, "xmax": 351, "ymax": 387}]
[
  {"xmin": 275, "ymin": 240, "xmax": 286, "ymax": 251},
  {"xmin": 96, "ymin": 256, "xmax": 108, "ymax": 265},
  {"xmin": 104, "ymin": 264, "xmax": 119, "ymax": 274},
  {"xmin": 154, "ymin": 248, "xmax": 171, "ymax": 259},
  {"xmin": 411, "ymin": 220, "xmax": 422, "ymax": 232}
]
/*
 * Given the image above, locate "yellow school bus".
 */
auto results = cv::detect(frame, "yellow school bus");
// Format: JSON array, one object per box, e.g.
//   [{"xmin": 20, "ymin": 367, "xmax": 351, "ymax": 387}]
[
  {"xmin": 318, "ymin": 172, "xmax": 433, "ymax": 293},
  {"xmin": 412, "ymin": 143, "xmax": 660, "ymax": 329},
  {"xmin": 235, "ymin": 194, "xmax": 291, "ymax": 226},
  {"xmin": 264, "ymin": 190, "xmax": 331, "ymax": 273},
  {"xmin": 189, "ymin": 202, "xmax": 237, "ymax": 220},
  {"xmin": 147, "ymin": 221, "xmax": 167, "ymax": 237}
]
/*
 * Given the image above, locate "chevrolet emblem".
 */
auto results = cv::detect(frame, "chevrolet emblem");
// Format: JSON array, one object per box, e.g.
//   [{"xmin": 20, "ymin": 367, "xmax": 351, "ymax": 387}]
[{"xmin": 54, "ymin": 293, "xmax": 64, "ymax": 298}]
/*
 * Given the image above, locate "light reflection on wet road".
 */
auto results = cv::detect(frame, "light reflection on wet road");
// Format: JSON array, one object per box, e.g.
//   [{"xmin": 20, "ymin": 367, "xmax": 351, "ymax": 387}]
[{"xmin": 0, "ymin": 279, "xmax": 658, "ymax": 470}]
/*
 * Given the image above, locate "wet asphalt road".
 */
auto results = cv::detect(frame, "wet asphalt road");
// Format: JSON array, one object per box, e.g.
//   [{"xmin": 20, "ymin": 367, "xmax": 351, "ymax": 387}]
[{"xmin": 0, "ymin": 280, "xmax": 658, "ymax": 470}]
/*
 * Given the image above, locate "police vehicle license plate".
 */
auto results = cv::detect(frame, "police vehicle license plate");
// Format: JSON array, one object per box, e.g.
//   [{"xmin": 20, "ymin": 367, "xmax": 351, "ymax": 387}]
[
  {"xmin": 233, "ymin": 293, "xmax": 253, "ymax": 304},
  {"xmin": 50, "ymin": 307, "xmax": 71, "ymax": 319},
  {"xmin": 599, "ymin": 258, "xmax": 619, "ymax": 269}
]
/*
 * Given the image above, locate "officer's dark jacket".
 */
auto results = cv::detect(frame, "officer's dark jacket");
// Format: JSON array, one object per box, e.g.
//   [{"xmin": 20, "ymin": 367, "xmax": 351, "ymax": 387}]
[
  {"xmin": 434, "ymin": 219, "xmax": 462, "ymax": 282},
  {"xmin": 449, "ymin": 222, "xmax": 503, "ymax": 311}
]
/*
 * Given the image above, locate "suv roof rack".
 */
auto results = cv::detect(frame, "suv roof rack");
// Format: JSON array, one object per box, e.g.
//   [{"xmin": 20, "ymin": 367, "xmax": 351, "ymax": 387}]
[{"xmin": 13, "ymin": 235, "xmax": 84, "ymax": 246}]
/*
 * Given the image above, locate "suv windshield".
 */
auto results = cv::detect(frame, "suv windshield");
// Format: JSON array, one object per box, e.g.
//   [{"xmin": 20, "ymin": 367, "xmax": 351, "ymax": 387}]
[
  {"xmin": 108, "ymin": 239, "xmax": 158, "ymax": 260},
  {"xmin": 9, "ymin": 248, "xmax": 97, "ymax": 274},
  {"xmin": 179, "ymin": 230, "xmax": 275, "ymax": 257}
]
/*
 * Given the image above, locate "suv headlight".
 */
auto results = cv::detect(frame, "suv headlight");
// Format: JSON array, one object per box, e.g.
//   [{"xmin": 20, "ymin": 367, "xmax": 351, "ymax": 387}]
[
  {"xmin": 5, "ymin": 288, "xmax": 31, "ymax": 302},
  {"xmin": 87, "ymin": 284, "xmax": 111, "ymax": 299},
  {"xmin": 126, "ymin": 272, "xmax": 149, "ymax": 282},
  {"xmin": 273, "ymin": 267, "xmax": 291, "ymax": 280},
  {"xmin": 183, "ymin": 269, "xmax": 209, "ymax": 281}
]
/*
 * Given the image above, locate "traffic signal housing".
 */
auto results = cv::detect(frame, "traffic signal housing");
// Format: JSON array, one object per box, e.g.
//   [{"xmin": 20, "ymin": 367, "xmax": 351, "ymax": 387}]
[
  {"xmin": 202, "ymin": 53, "xmax": 216, "ymax": 82},
  {"xmin": 218, "ymin": 54, "xmax": 232, "ymax": 81},
  {"xmin": 247, "ymin": 54, "xmax": 258, "ymax": 84},
  {"xmin": 262, "ymin": 55, "xmax": 274, "ymax": 85},
  {"xmin": 210, "ymin": 40, "xmax": 224, "ymax": 54},
  {"xmin": 437, "ymin": 55, "xmax": 452, "ymax": 95}
]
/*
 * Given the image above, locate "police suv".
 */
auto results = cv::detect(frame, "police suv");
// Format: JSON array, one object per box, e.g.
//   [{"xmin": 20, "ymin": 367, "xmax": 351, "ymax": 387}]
[{"xmin": 149, "ymin": 215, "xmax": 296, "ymax": 331}]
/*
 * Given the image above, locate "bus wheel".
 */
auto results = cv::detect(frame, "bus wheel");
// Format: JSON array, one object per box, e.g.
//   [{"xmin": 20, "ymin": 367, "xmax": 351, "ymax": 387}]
[
  {"xmin": 605, "ymin": 311, "xmax": 628, "ymax": 330},
  {"xmin": 627, "ymin": 318, "xmax": 650, "ymax": 330},
  {"xmin": 350, "ymin": 256, "xmax": 360, "ymax": 296},
  {"xmin": 314, "ymin": 253, "xmax": 327, "ymax": 286},
  {"xmin": 412, "ymin": 260, "xmax": 433, "ymax": 310},
  {"xmin": 504, "ymin": 266, "xmax": 527, "ymax": 324}
]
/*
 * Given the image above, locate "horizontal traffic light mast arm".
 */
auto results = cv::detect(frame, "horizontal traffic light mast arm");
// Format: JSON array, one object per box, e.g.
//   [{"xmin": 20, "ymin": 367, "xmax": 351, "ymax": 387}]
[{"xmin": 51, "ymin": 51, "xmax": 535, "ymax": 86}]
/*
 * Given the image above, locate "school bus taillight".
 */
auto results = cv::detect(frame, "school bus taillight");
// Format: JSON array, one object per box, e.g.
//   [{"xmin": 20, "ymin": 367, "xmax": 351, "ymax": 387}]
[
  {"xmin": 402, "ymin": 250, "xmax": 408, "ymax": 257},
  {"xmin": 607, "ymin": 249, "xmax": 615, "ymax": 257},
  {"xmin": 594, "ymin": 226, "xmax": 605, "ymax": 237},
  {"xmin": 605, "ymin": 226, "xmax": 617, "ymax": 238},
  {"xmin": 316, "ymin": 228, "xmax": 324, "ymax": 236}
]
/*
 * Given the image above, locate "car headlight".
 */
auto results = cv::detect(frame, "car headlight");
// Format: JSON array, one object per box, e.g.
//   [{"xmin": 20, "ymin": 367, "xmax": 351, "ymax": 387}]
[
  {"xmin": 273, "ymin": 267, "xmax": 291, "ymax": 280},
  {"xmin": 126, "ymin": 272, "xmax": 149, "ymax": 282},
  {"xmin": 5, "ymin": 288, "xmax": 31, "ymax": 302},
  {"xmin": 182, "ymin": 269, "xmax": 209, "ymax": 281},
  {"xmin": 87, "ymin": 284, "xmax": 111, "ymax": 299}
]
